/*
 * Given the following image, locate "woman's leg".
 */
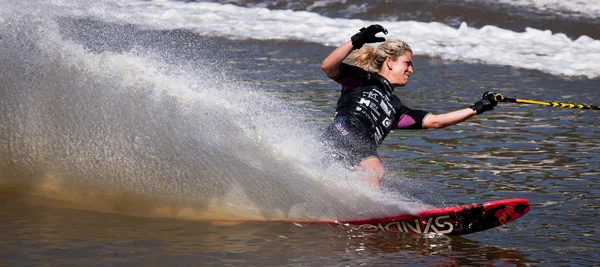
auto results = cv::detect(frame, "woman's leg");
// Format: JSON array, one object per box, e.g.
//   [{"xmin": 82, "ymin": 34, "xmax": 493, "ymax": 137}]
[{"xmin": 359, "ymin": 157, "xmax": 385, "ymax": 188}]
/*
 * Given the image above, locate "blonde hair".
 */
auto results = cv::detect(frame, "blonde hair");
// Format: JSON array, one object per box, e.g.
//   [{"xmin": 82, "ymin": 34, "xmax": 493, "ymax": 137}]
[{"xmin": 349, "ymin": 40, "xmax": 412, "ymax": 73}]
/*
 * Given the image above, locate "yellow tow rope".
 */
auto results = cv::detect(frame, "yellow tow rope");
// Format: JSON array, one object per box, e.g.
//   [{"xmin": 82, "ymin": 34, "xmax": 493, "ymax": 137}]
[{"xmin": 495, "ymin": 94, "xmax": 600, "ymax": 110}]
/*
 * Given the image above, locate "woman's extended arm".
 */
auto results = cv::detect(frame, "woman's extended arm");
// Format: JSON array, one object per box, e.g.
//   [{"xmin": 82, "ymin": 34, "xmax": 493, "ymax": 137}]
[
  {"xmin": 321, "ymin": 40, "xmax": 353, "ymax": 78},
  {"xmin": 422, "ymin": 108, "xmax": 476, "ymax": 129},
  {"xmin": 422, "ymin": 91, "xmax": 499, "ymax": 129}
]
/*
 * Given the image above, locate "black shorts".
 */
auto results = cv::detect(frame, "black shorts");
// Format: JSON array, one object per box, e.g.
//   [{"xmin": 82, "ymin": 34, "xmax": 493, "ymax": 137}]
[{"xmin": 321, "ymin": 115, "xmax": 379, "ymax": 167}]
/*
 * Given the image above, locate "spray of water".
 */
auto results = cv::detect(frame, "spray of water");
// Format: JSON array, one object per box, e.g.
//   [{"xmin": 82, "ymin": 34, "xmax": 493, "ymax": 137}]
[{"xmin": 0, "ymin": 1, "xmax": 430, "ymax": 222}]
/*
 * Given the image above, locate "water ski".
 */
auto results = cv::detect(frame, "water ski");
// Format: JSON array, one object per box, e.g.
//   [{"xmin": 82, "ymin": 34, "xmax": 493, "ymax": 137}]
[{"xmin": 213, "ymin": 198, "xmax": 530, "ymax": 236}]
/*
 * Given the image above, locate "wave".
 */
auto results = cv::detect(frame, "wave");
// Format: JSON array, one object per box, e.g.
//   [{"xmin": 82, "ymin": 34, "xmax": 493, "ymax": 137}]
[
  {"xmin": 30, "ymin": 0, "xmax": 600, "ymax": 79},
  {"xmin": 207, "ymin": 0, "xmax": 600, "ymax": 19},
  {"xmin": 494, "ymin": 0, "xmax": 600, "ymax": 18}
]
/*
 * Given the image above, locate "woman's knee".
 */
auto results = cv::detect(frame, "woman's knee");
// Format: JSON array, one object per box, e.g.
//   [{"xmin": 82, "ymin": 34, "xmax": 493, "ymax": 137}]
[{"xmin": 359, "ymin": 157, "xmax": 385, "ymax": 187}]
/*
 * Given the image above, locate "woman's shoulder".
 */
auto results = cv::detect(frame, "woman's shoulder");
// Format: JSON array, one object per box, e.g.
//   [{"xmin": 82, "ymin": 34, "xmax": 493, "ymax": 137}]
[{"xmin": 334, "ymin": 63, "xmax": 370, "ymax": 81}]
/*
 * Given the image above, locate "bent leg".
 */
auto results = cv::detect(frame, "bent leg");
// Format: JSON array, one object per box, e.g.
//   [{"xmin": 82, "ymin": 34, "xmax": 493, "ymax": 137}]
[{"xmin": 359, "ymin": 157, "xmax": 385, "ymax": 188}]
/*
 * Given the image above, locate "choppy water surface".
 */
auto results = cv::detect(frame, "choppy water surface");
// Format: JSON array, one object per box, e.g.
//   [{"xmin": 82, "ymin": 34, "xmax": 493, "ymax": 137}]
[{"xmin": 1, "ymin": 1, "xmax": 600, "ymax": 266}]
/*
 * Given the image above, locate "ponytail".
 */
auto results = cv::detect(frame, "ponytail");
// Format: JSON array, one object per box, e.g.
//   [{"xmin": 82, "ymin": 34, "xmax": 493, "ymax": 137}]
[{"xmin": 349, "ymin": 45, "xmax": 376, "ymax": 72}]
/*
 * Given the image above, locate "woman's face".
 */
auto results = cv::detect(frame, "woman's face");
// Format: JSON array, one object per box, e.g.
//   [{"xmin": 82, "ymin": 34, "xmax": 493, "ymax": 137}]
[{"xmin": 385, "ymin": 51, "xmax": 413, "ymax": 87}]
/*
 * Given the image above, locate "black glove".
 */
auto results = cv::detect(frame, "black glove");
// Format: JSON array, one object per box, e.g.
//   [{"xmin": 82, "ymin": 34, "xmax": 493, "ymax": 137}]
[
  {"xmin": 351, "ymin": 24, "xmax": 388, "ymax": 50},
  {"xmin": 470, "ymin": 91, "xmax": 498, "ymax": 114}
]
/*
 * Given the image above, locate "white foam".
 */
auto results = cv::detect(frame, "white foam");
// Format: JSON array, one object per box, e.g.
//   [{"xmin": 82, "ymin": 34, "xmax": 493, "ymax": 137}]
[
  {"xmin": 31, "ymin": 0, "xmax": 599, "ymax": 79},
  {"xmin": 493, "ymin": 0, "xmax": 600, "ymax": 18}
]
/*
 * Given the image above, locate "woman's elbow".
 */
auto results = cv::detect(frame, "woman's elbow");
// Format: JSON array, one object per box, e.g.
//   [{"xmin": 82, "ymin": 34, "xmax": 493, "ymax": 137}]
[
  {"xmin": 422, "ymin": 115, "xmax": 449, "ymax": 129},
  {"xmin": 321, "ymin": 62, "xmax": 339, "ymax": 77},
  {"xmin": 426, "ymin": 121, "xmax": 447, "ymax": 129},
  {"xmin": 320, "ymin": 63, "xmax": 330, "ymax": 74}
]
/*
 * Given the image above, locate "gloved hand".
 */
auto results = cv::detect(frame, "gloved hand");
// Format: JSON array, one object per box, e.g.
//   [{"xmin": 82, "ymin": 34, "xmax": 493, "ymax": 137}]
[
  {"xmin": 351, "ymin": 24, "xmax": 388, "ymax": 50},
  {"xmin": 470, "ymin": 91, "xmax": 498, "ymax": 114}
]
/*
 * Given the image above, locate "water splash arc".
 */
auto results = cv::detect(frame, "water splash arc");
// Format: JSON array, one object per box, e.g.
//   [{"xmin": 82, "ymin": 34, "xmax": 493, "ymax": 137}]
[{"xmin": 0, "ymin": 2, "xmax": 429, "ymax": 222}]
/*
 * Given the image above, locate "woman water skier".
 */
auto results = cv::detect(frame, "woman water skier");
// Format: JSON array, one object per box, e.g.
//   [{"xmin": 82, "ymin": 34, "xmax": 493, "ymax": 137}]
[{"xmin": 321, "ymin": 24, "xmax": 497, "ymax": 188}]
